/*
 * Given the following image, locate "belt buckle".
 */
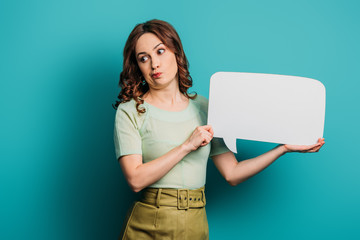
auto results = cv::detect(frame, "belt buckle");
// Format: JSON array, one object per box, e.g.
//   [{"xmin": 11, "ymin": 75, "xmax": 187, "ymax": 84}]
[{"xmin": 177, "ymin": 189, "xmax": 189, "ymax": 210}]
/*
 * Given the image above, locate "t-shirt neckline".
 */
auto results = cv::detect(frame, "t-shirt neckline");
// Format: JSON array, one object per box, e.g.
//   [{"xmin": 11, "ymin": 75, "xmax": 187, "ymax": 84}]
[
  {"xmin": 143, "ymin": 99, "xmax": 192, "ymax": 113},
  {"xmin": 142, "ymin": 98, "xmax": 195, "ymax": 122}
]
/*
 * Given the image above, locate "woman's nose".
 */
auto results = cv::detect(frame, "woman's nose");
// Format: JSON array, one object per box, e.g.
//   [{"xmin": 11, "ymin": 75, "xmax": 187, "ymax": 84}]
[{"xmin": 151, "ymin": 56, "xmax": 160, "ymax": 69}]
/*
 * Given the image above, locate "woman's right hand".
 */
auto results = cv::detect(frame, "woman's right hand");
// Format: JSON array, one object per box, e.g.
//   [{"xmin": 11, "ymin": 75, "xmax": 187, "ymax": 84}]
[{"xmin": 183, "ymin": 125, "xmax": 214, "ymax": 152}]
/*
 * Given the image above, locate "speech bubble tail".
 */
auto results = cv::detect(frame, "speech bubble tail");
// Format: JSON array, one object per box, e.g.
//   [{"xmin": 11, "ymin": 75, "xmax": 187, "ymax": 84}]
[{"xmin": 224, "ymin": 137, "xmax": 237, "ymax": 153}]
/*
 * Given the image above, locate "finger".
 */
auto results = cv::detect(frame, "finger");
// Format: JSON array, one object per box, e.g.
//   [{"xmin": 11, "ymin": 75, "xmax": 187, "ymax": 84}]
[
  {"xmin": 311, "ymin": 144, "xmax": 321, "ymax": 151},
  {"xmin": 311, "ymin": 143, "xmax": 321, "ymax": 149},
  {"xmin": 199, "ymin": 129, "xmax": 213, "ymax": 139},
  {"xmin": 200, "ymin": 140, "xmax": 210, "ymax": 147},
  {"xmin": 310, "ymin": 144, "xmax": 323, "ymax": 152},
  {"xmin": 199, "ymin": 134, "xmax": 209, "ymax": 144},
  {"xmin": 204, "ymin": 134, "xmax": 212, "ymax": 143},
  {"xmin": 302, "ymin": 144, "xmax": 320, "ymax": 152},
  {"xmin": 202, "ymin": 125, "xmax": 211, "ymax": 129},
  {"xmin": 207, "ymin": 125, "xmax": 214, "ymax": 136},
  {"xmin": 202, "ymin": 125, "xmax": 213, "ymax": 133},
  {"xmin": 201, "ymin": 135, "xmax": 212, "ymax": 146},
  {"xmin": 316, "ymin": 143, "xmax": 325, "ymax": 151},
  {"xmin": 301, "ymin": 143, "xmax": 319, "ymax": 151},
  {"xmin": 202, "ymin": 131, "xmax": 213, "ymax": 139},
  {"xmin": 310, "ymin": 147, "xmax": 320, "ymax": 152}
]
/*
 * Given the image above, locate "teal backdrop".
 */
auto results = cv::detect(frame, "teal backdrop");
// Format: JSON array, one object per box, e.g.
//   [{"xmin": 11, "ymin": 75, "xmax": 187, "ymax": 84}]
[{"xmin": 1, "ymin": 0, "xmax": 359, "ymax": 239}]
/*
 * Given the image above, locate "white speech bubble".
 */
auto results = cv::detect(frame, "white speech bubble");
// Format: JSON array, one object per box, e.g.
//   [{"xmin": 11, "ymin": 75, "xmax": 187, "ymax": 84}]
[{"xmin": 208, "ymin": 72, "xmax": 326, "ymax": 153}]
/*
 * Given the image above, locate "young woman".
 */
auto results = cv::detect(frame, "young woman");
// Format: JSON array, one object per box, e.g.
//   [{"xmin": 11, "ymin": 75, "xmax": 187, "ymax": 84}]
[{"xmin": 113, "ymin": 19, "xmax": 325, "ymax": 240}]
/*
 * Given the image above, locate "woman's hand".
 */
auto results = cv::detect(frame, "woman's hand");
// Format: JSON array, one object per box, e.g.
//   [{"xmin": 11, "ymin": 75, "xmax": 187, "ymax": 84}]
[
  {"xmin": 182, "ymin": 125, "xmax": 214, "ymax": 152},
  {"xmin": 283, "ymin": 138, "xmax": 325, "ymax": 153}
]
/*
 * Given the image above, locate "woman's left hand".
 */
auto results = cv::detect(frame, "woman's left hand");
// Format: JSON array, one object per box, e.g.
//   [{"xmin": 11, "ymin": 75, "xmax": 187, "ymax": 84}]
[{"xmin": 283, "ymin": 138, "xmax": 325, "ymax": 153}]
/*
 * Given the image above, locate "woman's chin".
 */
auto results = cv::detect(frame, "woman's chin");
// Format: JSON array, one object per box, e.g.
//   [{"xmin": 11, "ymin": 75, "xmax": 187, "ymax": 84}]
[{"xmin": 150, "ymin": 79, "xmax": 177, "ymax": 90}]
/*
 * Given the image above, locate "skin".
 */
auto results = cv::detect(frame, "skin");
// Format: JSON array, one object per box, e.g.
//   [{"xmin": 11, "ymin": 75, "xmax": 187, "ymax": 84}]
[{"xmin": 119, "ymin": 33, "xmax": 325, "ymax": 192}]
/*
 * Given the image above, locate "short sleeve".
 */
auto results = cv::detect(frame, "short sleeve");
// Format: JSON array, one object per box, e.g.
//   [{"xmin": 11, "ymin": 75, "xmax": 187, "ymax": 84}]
[
  {"xmin": 113, "ymin": 104, "xmax": 143, "ymax": 160},
  {"xmin": 210, "ymin": 137, "xmax": 231, "ymax": 157}
]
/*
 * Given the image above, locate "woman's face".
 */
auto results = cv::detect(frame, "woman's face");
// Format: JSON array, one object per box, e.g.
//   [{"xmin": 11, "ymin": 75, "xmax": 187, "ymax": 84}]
[{"xmin": 135, "ymin": 33, "xmax": 178, "ymax": 90}]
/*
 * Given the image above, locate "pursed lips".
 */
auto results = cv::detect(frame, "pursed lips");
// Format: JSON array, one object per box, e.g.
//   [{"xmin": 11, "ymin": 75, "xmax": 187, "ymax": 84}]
[{"xmin": 152, "ymin": 72, "xmax": 162, "ymax": 78}]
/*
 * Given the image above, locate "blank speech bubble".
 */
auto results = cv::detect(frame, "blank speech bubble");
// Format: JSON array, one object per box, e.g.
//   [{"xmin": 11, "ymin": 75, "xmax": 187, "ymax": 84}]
[{"xmin": 208, "ymin": 72, "xmax": 326, "ymax": 153}]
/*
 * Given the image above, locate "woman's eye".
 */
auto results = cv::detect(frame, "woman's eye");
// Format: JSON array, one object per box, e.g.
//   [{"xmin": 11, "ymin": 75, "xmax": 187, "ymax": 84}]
[
  {"xmin": 139, "ymin": 56, "xmax": 148, "ymax": 62},
  {"xmin": 157, "ymin": 49, "xmax": 165, "ymax": 54}
]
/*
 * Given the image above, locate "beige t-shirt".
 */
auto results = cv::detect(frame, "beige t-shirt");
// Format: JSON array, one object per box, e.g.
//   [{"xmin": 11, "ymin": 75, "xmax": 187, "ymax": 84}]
[{"xmin": 114, "ymin": 95, "xmax": 230, "ymax": 189}]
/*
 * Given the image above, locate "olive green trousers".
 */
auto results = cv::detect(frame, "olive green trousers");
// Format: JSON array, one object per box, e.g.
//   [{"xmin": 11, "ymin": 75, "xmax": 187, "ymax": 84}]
[{"xmin": 119, "ymin": 186, "xmax": 209, "ymax": 240}]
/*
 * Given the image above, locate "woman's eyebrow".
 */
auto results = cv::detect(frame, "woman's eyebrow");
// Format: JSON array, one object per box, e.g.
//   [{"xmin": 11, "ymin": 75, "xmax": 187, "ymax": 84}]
[{"xmin": 137, "ymin": 42, "xmax": 163, "ymax": 57}]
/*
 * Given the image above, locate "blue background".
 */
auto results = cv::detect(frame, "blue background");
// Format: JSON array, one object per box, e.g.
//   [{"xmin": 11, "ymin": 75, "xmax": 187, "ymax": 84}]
[{"xmin": 1, "ymin": 0, "xmax": 359, "ymax": 239}]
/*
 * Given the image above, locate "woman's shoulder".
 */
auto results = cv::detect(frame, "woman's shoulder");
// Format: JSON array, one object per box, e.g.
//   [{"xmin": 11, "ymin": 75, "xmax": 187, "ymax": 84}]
[
  {"xmin": 192, "ymin": 94, "xmax": 209, "ymax": 112},
  {"xmin": 117, "ymin": 98, "xmax": 138, "ymax": 112},
  {"xmin": 115, "ymin": 98, "xmax": 147, "ymax": 129},
  {"xmin": 116, "ymin": 98, "xmax": 146, "ymax": 118}
]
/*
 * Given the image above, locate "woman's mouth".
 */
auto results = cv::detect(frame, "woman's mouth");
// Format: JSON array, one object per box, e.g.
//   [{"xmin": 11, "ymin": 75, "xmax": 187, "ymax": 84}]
[{"xmin": 152, "ymin": 72, "xmax": 162, "ymax": 78}]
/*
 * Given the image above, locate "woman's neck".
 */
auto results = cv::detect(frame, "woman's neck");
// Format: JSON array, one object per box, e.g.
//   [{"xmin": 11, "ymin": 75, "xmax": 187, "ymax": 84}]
[{"xmin": 143, "ymin": 86, "xmax": 189, "ymax": 112}]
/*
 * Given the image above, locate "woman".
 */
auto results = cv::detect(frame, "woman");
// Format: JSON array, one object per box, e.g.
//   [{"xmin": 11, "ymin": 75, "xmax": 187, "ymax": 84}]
[{"xmin": 113, "ymin": 19, "xmax": 325, "ymax": 240}]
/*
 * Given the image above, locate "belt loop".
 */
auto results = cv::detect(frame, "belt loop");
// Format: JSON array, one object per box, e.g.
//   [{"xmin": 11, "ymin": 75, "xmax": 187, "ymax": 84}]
[
  {"xmin": 177, "ymin": 189, "xmax": 181, "ymax": 209},
  {"xmin": 156, "ymin": 189, "xmax": 162, "ymax": 208},
  {"xmin": 201, "ymin": 188, "xmax": 206, "ymax": 206}
]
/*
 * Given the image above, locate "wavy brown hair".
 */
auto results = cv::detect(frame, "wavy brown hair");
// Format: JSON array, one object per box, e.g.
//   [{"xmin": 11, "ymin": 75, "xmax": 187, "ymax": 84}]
[{"xmin": 113, "ymin": 19, "xmax": 196, "ymax": 113}]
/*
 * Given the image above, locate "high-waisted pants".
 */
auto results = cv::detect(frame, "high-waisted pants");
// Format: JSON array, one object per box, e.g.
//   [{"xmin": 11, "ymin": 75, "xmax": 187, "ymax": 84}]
[{"xmin": 119, "ymin": 186, "xmax": 209, "ymax": 240}]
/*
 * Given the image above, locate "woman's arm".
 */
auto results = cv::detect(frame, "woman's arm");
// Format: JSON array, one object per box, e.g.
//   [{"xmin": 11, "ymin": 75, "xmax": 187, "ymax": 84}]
[
  {"xmin": 119, "ymin": 125, "xmax": 214, "ymax": 192},
  {"xmin": 212, "ymin": 138, "xmax": 325, "ymax": 186}
]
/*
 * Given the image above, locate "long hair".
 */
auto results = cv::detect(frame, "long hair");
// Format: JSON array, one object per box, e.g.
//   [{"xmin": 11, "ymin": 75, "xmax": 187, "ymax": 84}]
[{"xmin": 113, "ymin": 19, "xmax": 196, "ymax": 113}]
